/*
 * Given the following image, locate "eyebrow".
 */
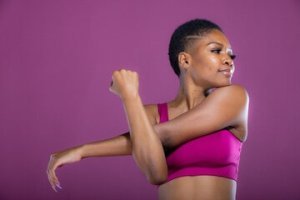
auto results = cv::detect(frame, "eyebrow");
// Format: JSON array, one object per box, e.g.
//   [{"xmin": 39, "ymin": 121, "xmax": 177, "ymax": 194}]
[
  {"xmin": 207, "ymin": 42, "xmax": 233, "ymax": 52},
  {"xmin": 207, "ymin": 41, "xmax": 224, "ymax": 46}
]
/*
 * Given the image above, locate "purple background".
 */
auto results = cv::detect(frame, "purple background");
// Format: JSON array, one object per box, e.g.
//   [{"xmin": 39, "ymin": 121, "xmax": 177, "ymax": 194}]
[{"xmin": 1, "ymin": 0, "xmax": 300, "ymax": 199}]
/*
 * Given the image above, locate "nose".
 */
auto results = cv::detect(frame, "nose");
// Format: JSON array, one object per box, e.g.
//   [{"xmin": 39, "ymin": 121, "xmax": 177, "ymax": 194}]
[{"xmin": 223, "ymin": 55, "xmax": 233, "ymax": 67}]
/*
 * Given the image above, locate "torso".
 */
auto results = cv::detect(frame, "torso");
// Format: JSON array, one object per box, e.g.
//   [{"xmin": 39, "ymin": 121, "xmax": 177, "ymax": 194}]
[
  {"xmin": 144, "ymin": 95, "xmax": 246, "ymax": 200},
  {"xmin": 158, "ymin": 176, "xmax": 237, "ymax": 200}
]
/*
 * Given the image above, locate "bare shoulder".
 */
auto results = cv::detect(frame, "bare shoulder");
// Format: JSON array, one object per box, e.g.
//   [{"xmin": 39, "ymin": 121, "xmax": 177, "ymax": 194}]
[
  {"xmin": 207, "ymin": 84, "xmax": 249, "ymax": 142},
  {"xmin": 208, "ymin": 84, "xmax": 249, "ymax": 104},
  {"xmin": 144, "ymin": 104, "xmax": 159, "ymax": 125}
]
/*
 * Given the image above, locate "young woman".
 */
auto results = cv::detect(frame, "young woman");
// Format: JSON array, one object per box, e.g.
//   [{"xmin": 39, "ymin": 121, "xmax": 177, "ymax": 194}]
[{"xmin": 47, "ymin": 19, "xmax": 249, "ymax": 200}]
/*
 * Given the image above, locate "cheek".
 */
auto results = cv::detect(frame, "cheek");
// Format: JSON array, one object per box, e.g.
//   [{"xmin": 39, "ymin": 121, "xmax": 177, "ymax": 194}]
[
  {"xmin": 190, "ymin": 66, "xmax": 213, "ymax": 82},
  {"xmin": 189, "ymin": 55, "xmax": 220, "ymax": 80},
  {"xmin": 198, "ymin": 57, "xmax": 219, "ymax": 74},
  {"xmin": 206, "ymin": 57, "xmax": 219, "ymax": 68}
]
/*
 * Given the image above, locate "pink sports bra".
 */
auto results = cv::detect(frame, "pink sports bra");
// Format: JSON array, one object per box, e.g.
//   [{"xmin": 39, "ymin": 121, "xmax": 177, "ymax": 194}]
[{"xmin": 157, "ymin": 103, "xmax": 243, "ymax": 183}]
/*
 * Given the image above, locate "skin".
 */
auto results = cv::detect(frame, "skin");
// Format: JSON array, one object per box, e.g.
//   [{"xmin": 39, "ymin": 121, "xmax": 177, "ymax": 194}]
[
  {"xmin": 155, "ymin": 30, "xmax": 248, "ymax": 200},
  {"xmin": 47, "ymin": 29, "xmax": 249, "ymax": 200}
]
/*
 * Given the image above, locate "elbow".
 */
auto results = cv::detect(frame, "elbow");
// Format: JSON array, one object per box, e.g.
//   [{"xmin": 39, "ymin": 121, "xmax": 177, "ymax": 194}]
[{"xmin": 146, "ymin": 171, "xmax": 168, "ymax": 185}]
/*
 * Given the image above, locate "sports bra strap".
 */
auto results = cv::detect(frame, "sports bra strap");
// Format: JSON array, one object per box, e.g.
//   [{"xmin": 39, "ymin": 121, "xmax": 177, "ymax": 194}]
[{"xmin": 157, "ymin": 103, "xmax": 169, "ymax": 123}]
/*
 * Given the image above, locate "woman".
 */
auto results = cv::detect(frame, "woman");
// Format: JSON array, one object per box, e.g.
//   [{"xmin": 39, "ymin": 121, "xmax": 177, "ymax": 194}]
[{"xmin": 47, "ymin": 19, "xmax": 249, "ymax": 200}]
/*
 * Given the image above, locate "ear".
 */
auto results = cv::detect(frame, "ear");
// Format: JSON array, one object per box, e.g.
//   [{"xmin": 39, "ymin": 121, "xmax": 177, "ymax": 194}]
[{"xmin": 178, "ymin": 52, "xmax": 191, "ymax": 70}]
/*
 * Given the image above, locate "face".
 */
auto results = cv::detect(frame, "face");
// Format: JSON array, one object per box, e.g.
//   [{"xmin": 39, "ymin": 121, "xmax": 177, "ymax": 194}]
[{"xmin": 182, "ymin": 29, "xmax": 235, "ymax": 88}]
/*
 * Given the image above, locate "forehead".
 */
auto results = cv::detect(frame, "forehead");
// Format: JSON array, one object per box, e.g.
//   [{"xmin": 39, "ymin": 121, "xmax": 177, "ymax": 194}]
[{"xmin": 189, "ymin": 30, "xmax": 232, "ymax": 50}]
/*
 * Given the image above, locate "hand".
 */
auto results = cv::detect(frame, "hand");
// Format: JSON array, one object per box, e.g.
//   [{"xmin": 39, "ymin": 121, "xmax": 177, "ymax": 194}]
[
  {"xmin": 46, "ymin": 147, "xmax": 82, "ymax": 192},
  {"xmin": 109, "ymin": 69, "xmax": 139, "ymax": 100}
]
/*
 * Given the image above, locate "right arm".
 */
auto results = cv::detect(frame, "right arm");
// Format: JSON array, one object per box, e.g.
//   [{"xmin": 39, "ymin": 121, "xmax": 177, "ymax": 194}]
[
  {"xmin": 81, "ymin": 132, "xmax": 132, "ymax": 158},
  {"xmin": 47, "ymin": 132, "xmax": 132, "ymax": 192},
  {"xmin": 47, "ymin": 102, "xmax": 159, "ymax": 191},
  {"xmin": 47, "ymin": 101, "xmax": 162, "ymax": 191}
]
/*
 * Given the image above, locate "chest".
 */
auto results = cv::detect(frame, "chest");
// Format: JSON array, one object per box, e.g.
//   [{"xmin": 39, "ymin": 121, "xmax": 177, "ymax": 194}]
[{"xmin": 166, "ymin": 130, "xmax": 242, "ymax": 168}]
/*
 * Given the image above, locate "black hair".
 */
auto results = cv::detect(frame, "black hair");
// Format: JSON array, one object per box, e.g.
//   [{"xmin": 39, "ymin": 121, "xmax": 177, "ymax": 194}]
[{"xmin": 168, "ymin": 19, "xmax": 223, "ymax": 77}]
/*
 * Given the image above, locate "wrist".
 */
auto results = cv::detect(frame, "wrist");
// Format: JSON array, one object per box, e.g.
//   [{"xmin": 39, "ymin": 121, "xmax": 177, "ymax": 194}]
[
  {"xmin": 76, "ymin": 145, "xmax": 85, "ymax": 159},
  {"xmin": 121, "ymin": 93, "xmax": 141, "ymax": 104}
]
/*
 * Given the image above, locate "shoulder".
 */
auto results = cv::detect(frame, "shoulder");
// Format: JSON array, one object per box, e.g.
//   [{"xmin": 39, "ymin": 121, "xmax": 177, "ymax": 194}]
[
  {"xmin": 209, "ymin": 84, "xmax": 249, "ymax": 141},
  {"xmin": 144, "ymin": 104, "xmax": 159, "ymax": 125},
  {"xmin": 207, "ymin": 84, "xmax": 249, "ymax": 105},
  {"xmin": 210, "ymin": 84, "xmax": 248, "ymax": 96}
]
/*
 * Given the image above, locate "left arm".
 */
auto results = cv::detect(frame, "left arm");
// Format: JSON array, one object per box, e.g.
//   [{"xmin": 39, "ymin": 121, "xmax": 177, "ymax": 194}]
[{"xmin": 156, "ymin": 85, "xmax": 249, "ymax": 148}]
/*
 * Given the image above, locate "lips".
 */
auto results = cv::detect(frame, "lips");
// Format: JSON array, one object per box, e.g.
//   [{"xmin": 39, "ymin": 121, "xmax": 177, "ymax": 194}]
[{"xmin": 218, "ymin": 68, "xmax": 233, "ymax": 77}]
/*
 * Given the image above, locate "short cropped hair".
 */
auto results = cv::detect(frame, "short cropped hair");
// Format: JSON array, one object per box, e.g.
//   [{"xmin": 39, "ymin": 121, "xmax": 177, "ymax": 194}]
[{"xmin": 168, "ymin": 19, "xmax": 223, "ymax": 77}]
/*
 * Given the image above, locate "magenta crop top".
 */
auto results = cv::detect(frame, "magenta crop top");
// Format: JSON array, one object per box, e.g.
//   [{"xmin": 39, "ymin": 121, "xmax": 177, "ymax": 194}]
[{"xmin": 158, "ymin": 103, "xmax": 243, "ymax": 183}]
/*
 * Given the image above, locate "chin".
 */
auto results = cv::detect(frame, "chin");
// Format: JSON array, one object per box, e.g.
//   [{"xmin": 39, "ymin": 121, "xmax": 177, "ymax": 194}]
[{"xmin": 212, "ymin": 80, "xmax": 232, "ymax": 88}]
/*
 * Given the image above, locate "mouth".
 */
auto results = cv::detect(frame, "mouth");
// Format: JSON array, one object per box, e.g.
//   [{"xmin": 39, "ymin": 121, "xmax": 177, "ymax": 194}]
[{"xmin": 218, "ymin": 68, "xmax": 233, "ymax": 78}]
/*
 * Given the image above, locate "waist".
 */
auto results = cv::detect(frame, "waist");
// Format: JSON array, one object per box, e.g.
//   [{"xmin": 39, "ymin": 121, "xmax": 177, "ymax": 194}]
[
  {"xmin": 158, "ymin": 176, "xmax": 237, "ymax": 200},
  {"xmin": 167, "ymin": 165, "xmax": 239, "ymax": 182}
]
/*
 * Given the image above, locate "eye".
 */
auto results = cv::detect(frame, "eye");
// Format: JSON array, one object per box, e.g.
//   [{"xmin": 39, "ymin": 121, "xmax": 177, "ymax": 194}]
[
  {"xmin": 211, "ymin": 49, "xmax": 222, "ymax": 54},
  {"xmin": 229, "ymin": 54, "xmax": 236, "ymax": 60}
]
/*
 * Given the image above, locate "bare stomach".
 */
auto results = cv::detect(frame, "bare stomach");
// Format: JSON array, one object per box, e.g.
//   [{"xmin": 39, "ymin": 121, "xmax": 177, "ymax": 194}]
[{"xmin": 158, "ymin": 176, "xmax": 237, "ymax": 200}]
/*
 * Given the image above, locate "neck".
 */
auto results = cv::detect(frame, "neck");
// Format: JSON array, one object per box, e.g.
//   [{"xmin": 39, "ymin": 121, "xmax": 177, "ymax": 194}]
[{"xmin": 172, "ymin": 75, "xmax": 208, "ymax": 110}]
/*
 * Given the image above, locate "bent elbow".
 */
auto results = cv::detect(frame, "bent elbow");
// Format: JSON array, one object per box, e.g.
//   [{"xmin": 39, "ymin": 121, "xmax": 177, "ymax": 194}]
[{"xmin": 147, "ymin": 172, "xmax": 168, "ymax": 185}]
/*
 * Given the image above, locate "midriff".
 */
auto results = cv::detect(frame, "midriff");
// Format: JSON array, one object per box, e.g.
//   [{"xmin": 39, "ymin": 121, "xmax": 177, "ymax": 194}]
[{"xmin": 158, "ymin": 176, "xmax": 237, "ymax": 200}]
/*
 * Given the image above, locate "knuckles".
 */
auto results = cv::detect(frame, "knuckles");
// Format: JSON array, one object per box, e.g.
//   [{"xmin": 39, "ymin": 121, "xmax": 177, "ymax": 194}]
[
  {"xmin": 50, "ymin": 153, "xmax": 57, "ymax": 159},
  {"xmin": 112, "ymin": 69, "xmax": 138, "ymax": 79}
]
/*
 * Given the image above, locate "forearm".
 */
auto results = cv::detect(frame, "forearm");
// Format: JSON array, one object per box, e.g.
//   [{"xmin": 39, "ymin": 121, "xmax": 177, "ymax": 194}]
[
  {"xmin": 155, "ymin": 85, "xmax": 249, "ymax": 147},
  {"xmin": 122, "ymin": 95, "xmax": 167, "ymax": 184},
  {"xmin": 80, "ymin": 132, "xmax": 132, "ymax": 158},
  {"xmin": 154, "ymin": 106, "xmax": 218, "ymax": 148}
]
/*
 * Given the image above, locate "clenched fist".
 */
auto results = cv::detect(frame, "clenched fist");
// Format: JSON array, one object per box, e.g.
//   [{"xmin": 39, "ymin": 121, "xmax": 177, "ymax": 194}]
[{"xmin": 109, "ymin": 69, "xmax": 139, "ymax": 100}]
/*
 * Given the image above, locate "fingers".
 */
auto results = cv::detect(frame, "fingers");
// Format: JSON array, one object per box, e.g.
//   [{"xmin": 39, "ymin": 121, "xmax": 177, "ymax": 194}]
[
  {"xmin": 48, "ymin": 170, "xmax": 61, "ymax": 192},
  {"xmin": 109, "ymin": 69, "xmax": 139, "ymax": 95},
  {"xmin": 111, "ymin": 69, "xmax": 138, "ymax": 79},
  {"xmin": 47, "ymin": 155, "xmax": 63, "ymax": 192}
]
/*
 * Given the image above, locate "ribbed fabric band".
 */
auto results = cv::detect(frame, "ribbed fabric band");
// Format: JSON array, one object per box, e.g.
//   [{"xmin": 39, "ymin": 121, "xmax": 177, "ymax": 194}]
[{"xmin": 157, "ymin": 103, "xmax": 169, "ymax": 123}]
